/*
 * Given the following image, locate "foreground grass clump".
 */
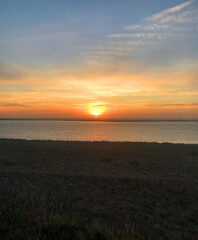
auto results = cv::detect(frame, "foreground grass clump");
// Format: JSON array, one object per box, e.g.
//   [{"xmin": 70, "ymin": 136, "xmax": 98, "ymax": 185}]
[{"xmin": 0, "ymin": 204, "xmax": 138, "ymax": 240}]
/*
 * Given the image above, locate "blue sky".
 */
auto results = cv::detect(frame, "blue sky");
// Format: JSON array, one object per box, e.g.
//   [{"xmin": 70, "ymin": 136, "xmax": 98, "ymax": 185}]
[
  {"xmin": 1, "ymin": 0, "xmax": 196, "ymax": 66},
  {"xmin": 0, "ymin": 0, "xmax": 198, "ymax": 118}
]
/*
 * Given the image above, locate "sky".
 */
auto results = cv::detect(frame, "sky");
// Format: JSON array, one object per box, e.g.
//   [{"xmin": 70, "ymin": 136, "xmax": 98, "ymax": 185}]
[{"xmin": 0, "ymin": 0, "xmax": 198, "ymax": 119}]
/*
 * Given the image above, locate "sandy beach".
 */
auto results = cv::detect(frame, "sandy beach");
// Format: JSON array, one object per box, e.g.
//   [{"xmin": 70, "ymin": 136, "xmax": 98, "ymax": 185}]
[{"xmin": 0, "ymin": 139, "xmax": 198, "ymax": 238}]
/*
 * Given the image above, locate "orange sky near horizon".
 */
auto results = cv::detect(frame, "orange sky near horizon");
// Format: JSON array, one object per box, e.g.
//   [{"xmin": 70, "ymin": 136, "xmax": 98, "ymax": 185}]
[{"xmin": 1, "ymin": 60, "xmax": 198, "ymax": 119}]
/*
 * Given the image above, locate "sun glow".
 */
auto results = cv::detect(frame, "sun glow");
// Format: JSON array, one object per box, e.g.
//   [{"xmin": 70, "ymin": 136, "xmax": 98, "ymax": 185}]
[
  {"xmin": 87, "ymin": 102, "xmax": 108, "ymax": 117},
  {"xmin": 91, "ymin": 109, "xmax": 101, "ymax": 117}
]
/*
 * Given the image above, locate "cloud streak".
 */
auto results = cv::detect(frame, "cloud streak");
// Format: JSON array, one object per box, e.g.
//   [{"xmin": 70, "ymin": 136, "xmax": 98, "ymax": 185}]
[
  {"xmin": 149, "ymin": 103, "xmax": 198, "ymax": 107},
  {"xmin": 125, "ymin": 0, "xmax": 194, "ymax": 30},
  {"xmin": 0, "ymin": 103, "xmax": 27, "ymax": 107},
  {"xmin": 144, "ymin": 0, "xmax": 194, "ymax": 21},
  {"xmin": 99, "ymin": 0, "xmax": 197, "ymax": 63},
  {"xmin": 0, "ymin": 62, "xmax": 26, "ymax": 80}
]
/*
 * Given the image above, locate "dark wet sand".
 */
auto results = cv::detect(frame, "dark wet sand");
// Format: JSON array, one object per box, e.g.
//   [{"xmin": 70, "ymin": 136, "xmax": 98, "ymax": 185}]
[{"xmin": 0, "ymin": 139, "xmax": 198, "ymax": 237}]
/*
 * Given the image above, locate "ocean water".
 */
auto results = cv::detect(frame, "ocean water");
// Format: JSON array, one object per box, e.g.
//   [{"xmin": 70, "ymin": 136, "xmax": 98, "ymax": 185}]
[{"xmin": 0, "ymin": 120, "xmax": 198, "ymax": 143}]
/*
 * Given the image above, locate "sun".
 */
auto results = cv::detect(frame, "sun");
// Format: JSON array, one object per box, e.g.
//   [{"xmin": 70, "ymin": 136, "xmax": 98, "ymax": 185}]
[{"xmin": 91, "ymin": 109, "xmax": 101, "ymax": 117}]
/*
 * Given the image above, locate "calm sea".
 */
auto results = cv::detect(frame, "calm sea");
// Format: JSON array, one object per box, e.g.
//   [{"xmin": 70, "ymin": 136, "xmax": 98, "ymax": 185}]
[{"xmin": 0, "ymin": 120, "xmax": 198, "ymax": 143}]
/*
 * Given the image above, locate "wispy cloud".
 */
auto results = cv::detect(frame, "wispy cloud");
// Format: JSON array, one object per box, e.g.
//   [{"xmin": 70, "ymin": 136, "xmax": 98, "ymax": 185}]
[
  {"xmin": 144, "ymin": 0, "xmax": 194, "ymax": 21},
  {"xmin": 0, "ymin": 62, "xmax": 26, "ymax": 80},
  {"xmin": 99, "ymin": 0, "xmax": 197, "ymax": 63},
  {"xmin": 0, "ymin": 103, "xmax": 27, "ymax": 107},
  {"xmin": 148, "ymin": 103, "xmax": 198, "ymax": 107},
  {"xmin": 125, "ymin": 0, "xmax": 194, "ymax": 30},
  {"xmin": 108, "ymin": 33, "xmax": 163, "ymax": 39}
]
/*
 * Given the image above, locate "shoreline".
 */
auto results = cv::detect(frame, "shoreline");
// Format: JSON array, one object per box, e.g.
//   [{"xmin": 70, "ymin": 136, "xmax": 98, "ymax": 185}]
[{"xmin": 1, "ymin": 138, "xmax": 198, "ymax": 145}]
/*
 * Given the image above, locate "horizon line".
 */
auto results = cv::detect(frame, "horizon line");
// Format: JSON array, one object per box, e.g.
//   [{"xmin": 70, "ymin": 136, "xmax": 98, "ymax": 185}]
[{"xmin": 0, "ymin": 117, "xmax": 198, "ymax": 122}]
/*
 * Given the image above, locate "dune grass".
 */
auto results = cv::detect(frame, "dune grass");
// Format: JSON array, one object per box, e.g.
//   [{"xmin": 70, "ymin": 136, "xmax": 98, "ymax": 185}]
[
  {"xmin": 0, "ymin": 203, "xmax": 143, "ymax": 240},
  {"xmin": 1, "ymin": 191, "xmax": 197, "ymax": 240}
]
